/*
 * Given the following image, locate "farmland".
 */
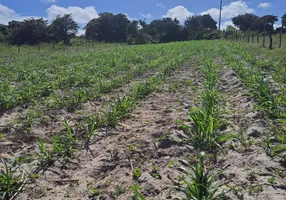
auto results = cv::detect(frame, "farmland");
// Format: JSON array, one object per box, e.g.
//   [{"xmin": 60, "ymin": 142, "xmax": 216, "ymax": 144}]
[{"xmin": 0, "ymin": 40, "xmax": 286, "ymax": 200}]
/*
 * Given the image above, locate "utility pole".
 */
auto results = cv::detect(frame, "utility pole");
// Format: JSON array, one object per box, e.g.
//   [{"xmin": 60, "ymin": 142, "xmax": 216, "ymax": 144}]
[{"xmin": 219, "ymin": 0, "xmax": 222, "ymax": 30}]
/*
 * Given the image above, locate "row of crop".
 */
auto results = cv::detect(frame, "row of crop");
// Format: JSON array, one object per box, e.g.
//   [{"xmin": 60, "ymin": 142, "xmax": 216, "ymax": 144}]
[
  {"xmin": 0, "ymin": 42, "xmax": 203, "ymax": 200},
  {"xmin": 6, "ymin": 43, "xmax": 201, "ymax": 133},
  {"xmin": 173, "ymin": 55, "xmax": 232, "ymax": 200},
  {"xmin": 220, "ymin": 43, "xmax": 286, "ymax": 162},
  {"xmin": 0, "ymin": 43, "xmax": 190, "ymax": 112}
]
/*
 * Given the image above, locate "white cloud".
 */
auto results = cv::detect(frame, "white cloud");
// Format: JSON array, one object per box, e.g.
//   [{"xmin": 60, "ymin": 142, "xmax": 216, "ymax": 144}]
[
  {"xmin": 201, "ymin": 1, "xmax": 255, "ymax": 20},
  {"xmin": 46, "ymin": 5, "xmax": 98, "ymax": 24},
  {"xmin": 0, "ymin": 4, "xmax": 41, "ymax": 25},
  {"xmin": 125, "ymin": 14, "xmax": 137, "ymax": 21},
  {"xmin": 163, "ymin": 6, "xmax": 194, "ymax": 22},
  {"xmin": 258, "ymin": 2, "xmax": 272, "ymax": 9},
  {"xmin": 141, "ymin": 13, "xmax": 152, "ymax": 19},
  {"xmin": 76, "ymin": 29, "xmax": 85, "ymax": 36},
  {"xmin": 221, "ymin": 21, "xmax": 238, "ymax": 30},
  {"xmin": 274, "ymin": 23, "xmax": 282, "ymax": 30},
  {"xmin": 41, "ymin": 0, "xmax": 56, "ymax": 3},
  {"xmin": 156, "ymin": 3, "xmax": 165, "ymax": 8}
]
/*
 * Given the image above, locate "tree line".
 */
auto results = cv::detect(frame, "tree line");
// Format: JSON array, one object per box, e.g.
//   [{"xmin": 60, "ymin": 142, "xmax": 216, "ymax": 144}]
[
  {"xmin": 0, "ymin": 12, "xmax": 218, "ymax": 45},
  {"xmin": 226, "ymin": 13, "xmax": 286, "ymax": 49},
  {"xmin": 0, "ymin": 12, "xmax": 285, "ymax": 47},
  {"xmin": 0, "ymin": 14, "xmax": 78, "ymax": 45}
]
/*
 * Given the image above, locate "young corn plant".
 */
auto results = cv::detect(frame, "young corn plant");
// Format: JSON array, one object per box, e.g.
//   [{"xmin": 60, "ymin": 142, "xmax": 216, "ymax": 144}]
[
  {"xmin": 184, "ymin": 58, "xmax": 234, "ymax": 153},
  {"xmin": 52, "ymin": 120, "xmax": 78, "ymax": 158},
  {"xmin": 174, "ymin": 152, "xmax": 225, "ymax": 200},
  {"xmin": 130, "ymin": 184, "xmax": 146, "ymax": 200},
  {"xmin": 0, "ymin": 159, "xmax": 25, "ymax": 200},
  {"xmin": 37, "ymin": 139, "xmax": 54, "ymax": 170},
  {"xmin": 82, "ymin": 116, "xmax": 99, "ymax": 157}
]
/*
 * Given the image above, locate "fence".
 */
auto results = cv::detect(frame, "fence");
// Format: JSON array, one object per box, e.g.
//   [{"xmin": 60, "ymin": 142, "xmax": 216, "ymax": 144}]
[{"xmin": 224, "ymin": 30, "xmax": 286, "ymax": 49}]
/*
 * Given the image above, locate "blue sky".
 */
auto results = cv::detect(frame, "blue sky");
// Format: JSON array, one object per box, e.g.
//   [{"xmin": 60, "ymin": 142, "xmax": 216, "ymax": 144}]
[{"xmin": 0, "ymin": 0, "xmax": 284, "ymax": 33}]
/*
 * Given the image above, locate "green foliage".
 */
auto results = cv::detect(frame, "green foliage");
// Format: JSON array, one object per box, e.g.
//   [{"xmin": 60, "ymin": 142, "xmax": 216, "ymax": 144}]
[
  {"xmin": 49, "ymin": 14, "xmax": 79, "ymax": 45},
  {"xmin": 85, "ymin": 13, "xmax": 130, "ymax": 42},
  {"xmin": 7, "ymin": 18, "xmax": 49, "ymax": 45},
  {"xmin": 133, "ymin": 167, "xmax": 142, "ymax": 179},
  {"xmin": 0, "ymin": 159, "xmax": 24, "ymax": 200},
  {"xmin": 184, "ymin": 14, "xmax": 218, "ymax": 40},
  {"xmin": 174, "ymin": 153, "xmax": 224, "ymax": 200},
  {"xmin": 130, "ymin": 185, "xmax": 145, "ymax": 200},
  {"xmin": 183, "ymin": 57, "xmax": 234, "ymax": 152}
]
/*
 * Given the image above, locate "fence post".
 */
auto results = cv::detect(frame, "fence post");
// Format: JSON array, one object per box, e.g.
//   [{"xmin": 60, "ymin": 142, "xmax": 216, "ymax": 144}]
[
  {"xmin": 279, "ymin": 25, "xmax": 283, "ymax": 48},
  {"xmin": 263, "ymin": 23, "xmax": 266, "ymax": 48},
  {"xmin": 252, "ymin": 31, "xmax": 254, "ymax": 43}
]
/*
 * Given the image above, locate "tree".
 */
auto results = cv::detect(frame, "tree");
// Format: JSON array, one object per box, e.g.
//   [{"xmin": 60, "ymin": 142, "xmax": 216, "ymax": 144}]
[
  {"xmin": 85, "ymin": 18, "xmax": 101, "ymax": 40},
  {"xmin": 126, "ymin": 20, "xmax": 139, "ymax": 44},
  {"xmin": 279, "ymin": 13, "xmax": 286, "ymax": 48},
  {"xmin": 85, "ymin": 13, "xmax": 130, "ymax": 43},
  {"xmin": 224, "ymin": 25, "xmax": 236, "ymax": 40},
  {"xmin": 261, "ymin": 15, "xmax": 278, "ymax": 49},
  {"xmin": 49, "ymin": 14, "xmax": 79, "ymax": 45},
  {"xmin": 7, "ymin": 18, "xmax": 48, "ymax": 45},
  {"xmin": 147, "ymin": 18, "xmax": 185, "ymax": 43},
  {"xmin": 232, "ymin": 13, "xmax": 259, "ymax": 43},
  {"xmin": 197, "ymin": 14, "xmax": 217, "ymax": 30},
  {"xmin": 184, "ymin": 14, "xmax": 218, "ymax": 40},
  {"xmin": 184, "ymin": 16, "xmax": 202, "ymax": 40}
]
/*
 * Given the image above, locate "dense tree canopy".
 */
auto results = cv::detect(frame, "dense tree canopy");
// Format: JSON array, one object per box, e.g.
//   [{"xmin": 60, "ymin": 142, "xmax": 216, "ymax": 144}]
[
  {"xmin": 184, "ymin": 14, "xmax": 218, "ymax": 40},
  {"xmin": 49, "ymin": 14, "xmax": 79, "ymax": 45},
  {"xmin": 232, "ymin": 13, "xmax": 259, "ymax": 32},
  {"xmin": 85, "ymin": 13, "xmax": 130, "ymax": 42},
  {"xmin": 7, "ymin": 18, "xmax": 48, "ymax": 45}
]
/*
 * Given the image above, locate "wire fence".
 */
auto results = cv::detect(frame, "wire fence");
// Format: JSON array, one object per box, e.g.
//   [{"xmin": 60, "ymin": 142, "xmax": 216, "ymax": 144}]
[{"xmin": 224, "ymin": 30, "xmax": 286, "ymax": 49}]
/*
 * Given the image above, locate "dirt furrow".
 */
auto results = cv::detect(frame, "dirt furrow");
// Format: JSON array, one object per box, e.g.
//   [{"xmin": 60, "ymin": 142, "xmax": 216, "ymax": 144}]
[
  {"xmin": 15, "ymin": 63, "xmax": 203, "ymax": 200},
  {"xmin": 217, "ymin": 67, "xmax": 286, "ymax": 200}
]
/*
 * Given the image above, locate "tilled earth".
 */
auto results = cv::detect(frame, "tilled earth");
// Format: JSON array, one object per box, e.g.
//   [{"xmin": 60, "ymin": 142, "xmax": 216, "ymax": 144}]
[{"xmin": 1, "ymin": 58, "xmax": 286, "ymax": 200}]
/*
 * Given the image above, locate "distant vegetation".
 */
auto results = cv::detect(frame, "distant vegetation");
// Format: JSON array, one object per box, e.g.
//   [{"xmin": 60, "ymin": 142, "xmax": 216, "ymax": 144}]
[{"xmin": 0, "ymin": 12, "xmax": 285, "ymax": 47}]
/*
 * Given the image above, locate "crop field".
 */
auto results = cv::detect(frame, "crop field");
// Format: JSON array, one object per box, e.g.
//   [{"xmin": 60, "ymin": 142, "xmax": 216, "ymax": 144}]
[{"xmin": 0, "ymin": 40, "xmax": 286, "ymax": 200}]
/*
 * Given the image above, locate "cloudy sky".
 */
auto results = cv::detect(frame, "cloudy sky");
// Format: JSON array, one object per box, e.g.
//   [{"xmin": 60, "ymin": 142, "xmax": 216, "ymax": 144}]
[{"xmin": 0, "ymin": 0, "xmax": 284, "ymax": 34}]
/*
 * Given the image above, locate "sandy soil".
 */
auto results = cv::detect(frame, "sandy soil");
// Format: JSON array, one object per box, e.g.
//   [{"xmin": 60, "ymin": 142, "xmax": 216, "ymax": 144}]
[{"xmin": 1, "ymin": 59, "xmax": 285, "ymax": 200}]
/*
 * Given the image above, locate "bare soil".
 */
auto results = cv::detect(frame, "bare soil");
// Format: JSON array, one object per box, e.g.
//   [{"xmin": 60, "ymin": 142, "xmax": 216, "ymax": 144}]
[{"xmin": 1, "ymin": 61, "xmax": 286, "ymax": 200}]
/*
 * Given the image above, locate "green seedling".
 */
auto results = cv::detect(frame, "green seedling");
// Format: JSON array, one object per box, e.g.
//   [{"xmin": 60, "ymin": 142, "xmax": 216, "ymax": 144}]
[
  {"xmin": 133, "ymin": 167, "xmax": 142, "ymax": 179},
  {"xmin": 174, "ymin": 152, "xmax": 224, "ymax": 200},
  {"xmin": 0, "ymin": 159, "xmax": 24, "ymax": 200},
  {"xmin": 130, "ymin": 184, "xmax": 146, "ymax": 200}
]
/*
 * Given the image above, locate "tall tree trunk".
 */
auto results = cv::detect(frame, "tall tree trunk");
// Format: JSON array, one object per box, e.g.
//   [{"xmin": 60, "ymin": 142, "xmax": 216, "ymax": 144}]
[
  {"xmin": 269, "ymin": 34, "xmax": 273, "ymax": 49},
  {"xmin": 279, "ymin": 25, "xmax": 283, "ymax": 48},
  {"xmin": 247, "ymin": 32, "xmax": 250, "ymax": 43},
  {"xmin": 263, "ymin": 23, "xmax": 266, "ymax": 48},
  {"xmin": 243, "ymin": 32, "xmax": 245, "ymax": 42}
]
